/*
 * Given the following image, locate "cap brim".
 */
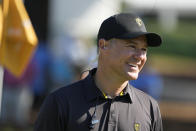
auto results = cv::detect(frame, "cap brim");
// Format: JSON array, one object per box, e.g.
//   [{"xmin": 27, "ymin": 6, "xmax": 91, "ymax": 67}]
[{"xmin": 116, "ymin": 32, "xmax": 162, "ymax": 47}]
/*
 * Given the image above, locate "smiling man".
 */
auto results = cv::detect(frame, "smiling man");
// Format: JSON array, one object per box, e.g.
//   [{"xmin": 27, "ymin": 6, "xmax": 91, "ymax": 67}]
[{"xmin": 35, "ymin": 13, "xmax": 163, "ymax": 131}]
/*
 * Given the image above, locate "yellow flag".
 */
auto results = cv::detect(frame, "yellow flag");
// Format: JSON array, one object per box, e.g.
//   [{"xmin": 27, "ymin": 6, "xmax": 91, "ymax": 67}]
[{"xmin": 0, "ymin": 0, "xmax": 38, "ymax": 77}]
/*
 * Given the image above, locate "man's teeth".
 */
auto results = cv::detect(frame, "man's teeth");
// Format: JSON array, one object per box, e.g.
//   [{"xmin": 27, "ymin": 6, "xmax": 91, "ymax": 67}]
[{"xmin": 128, "ymin": 63, "xmax": 137, "ymax": 67}]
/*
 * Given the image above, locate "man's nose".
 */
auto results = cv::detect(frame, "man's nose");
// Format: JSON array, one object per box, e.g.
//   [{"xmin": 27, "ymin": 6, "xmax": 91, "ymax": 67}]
[{"xmin": 133, "ymin": 49, "xmax": 146, "ymax": 60}]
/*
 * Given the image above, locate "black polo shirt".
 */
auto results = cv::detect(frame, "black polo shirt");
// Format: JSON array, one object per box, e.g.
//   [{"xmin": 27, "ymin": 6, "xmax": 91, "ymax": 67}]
[{"xmin": 34, "ymin": 69, "xmax": 163, "ymax": 131}]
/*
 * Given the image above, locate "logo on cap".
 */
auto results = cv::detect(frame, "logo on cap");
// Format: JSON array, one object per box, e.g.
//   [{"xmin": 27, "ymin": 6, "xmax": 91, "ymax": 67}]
[
  {"xmin": 135, "ymin": 18, "xmax": 142, "ymax": 27},
  {"xmin": 134, "ymin": 123, "xmax": 140, "ymax": 131}
]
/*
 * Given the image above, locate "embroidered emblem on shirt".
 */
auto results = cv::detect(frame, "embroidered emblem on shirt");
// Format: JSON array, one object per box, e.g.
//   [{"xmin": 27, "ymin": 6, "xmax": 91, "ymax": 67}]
[
  {"xmin": 135, "ymin": 18, "xmax": 142, "ymax": 27},
  {"xmin": 134, "ymin": 123, "xmax": 140, "ymax": 131}
]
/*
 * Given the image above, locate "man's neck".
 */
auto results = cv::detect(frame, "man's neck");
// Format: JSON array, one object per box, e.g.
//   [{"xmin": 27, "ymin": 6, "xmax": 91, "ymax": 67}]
[{"xmin": 94, "ymin": 67, "xmax": 128, "ymax": 98}]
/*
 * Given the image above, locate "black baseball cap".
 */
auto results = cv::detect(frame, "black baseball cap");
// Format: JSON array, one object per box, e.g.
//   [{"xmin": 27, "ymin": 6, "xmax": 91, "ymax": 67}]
[{"xmin": 97, "ymin": 13, "xmax": 162, "ymax": 47}]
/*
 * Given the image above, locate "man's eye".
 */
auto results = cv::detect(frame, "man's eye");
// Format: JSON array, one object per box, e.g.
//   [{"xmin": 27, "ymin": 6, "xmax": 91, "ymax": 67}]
[
  {"xmin": 126, "ymin": 45, "xmax": 136, "ymax": 49},
  {"xmin": 142, "ymin": 48, "xmax": 147, "ymax": 51}
]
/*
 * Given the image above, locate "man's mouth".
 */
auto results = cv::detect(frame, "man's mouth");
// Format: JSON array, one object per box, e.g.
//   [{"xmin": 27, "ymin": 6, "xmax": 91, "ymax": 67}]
[{"xmin": 128, "ymin": 63, "xmax": 137, "ymax": 68}]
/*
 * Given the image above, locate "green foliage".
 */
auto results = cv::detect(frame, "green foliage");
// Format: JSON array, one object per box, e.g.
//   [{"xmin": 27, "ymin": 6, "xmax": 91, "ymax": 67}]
[{"xmin": 144, "ymin": 18, "xmax": 196, "ymax": 59}]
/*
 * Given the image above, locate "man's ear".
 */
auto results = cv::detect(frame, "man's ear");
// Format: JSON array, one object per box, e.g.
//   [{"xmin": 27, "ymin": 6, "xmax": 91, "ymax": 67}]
[{"xmin": 98, "ymin": 39, "xmax": 108, "ymax": 50}]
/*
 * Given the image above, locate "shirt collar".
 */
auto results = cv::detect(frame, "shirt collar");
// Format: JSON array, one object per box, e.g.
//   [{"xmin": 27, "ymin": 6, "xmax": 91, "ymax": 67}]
[
  {"xmin": 83, "ymin": 68, "xmax": 134, "ymax": 103},
  {"xmin": 83, "ymin": 68, "xmax": 103, "ymax": 102},
  {"xmin": 124, "ymin": 83, "xmax": 134, "ymax": 103}
]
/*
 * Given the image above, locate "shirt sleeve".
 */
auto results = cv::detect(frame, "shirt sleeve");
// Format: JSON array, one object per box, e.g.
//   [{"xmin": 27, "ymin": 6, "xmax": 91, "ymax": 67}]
[
  {"xmin": 153, "ymin": 103, "xmax": 163, "ymax": 131},
  {"xmin": 34, "ymin": 93, "xmax": 65, "ymax": 131}
]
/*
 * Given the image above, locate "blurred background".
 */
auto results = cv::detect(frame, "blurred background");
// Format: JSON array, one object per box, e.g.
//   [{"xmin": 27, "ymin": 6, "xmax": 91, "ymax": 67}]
[{"xmin": 0, "ymin": 0, "xmax": 196, "ymax": 131}]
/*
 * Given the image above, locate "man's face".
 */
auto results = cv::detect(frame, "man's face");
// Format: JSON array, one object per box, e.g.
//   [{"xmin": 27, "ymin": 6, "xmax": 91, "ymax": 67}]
[{"xmin": 101, "ymin": 35, "xmax": 147, "ymax": 81}]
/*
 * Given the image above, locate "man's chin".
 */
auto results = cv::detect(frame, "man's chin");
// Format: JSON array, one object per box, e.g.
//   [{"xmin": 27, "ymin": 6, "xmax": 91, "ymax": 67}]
[{"xmin": 127, "ymin": 73, "xmax": 138, "ymax": 80}]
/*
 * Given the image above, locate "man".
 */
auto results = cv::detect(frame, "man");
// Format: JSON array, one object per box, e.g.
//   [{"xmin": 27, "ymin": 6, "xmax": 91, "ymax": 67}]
[{"xmin": 34, "ymin": 13, "xmax": 163, "ymax": 131}]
